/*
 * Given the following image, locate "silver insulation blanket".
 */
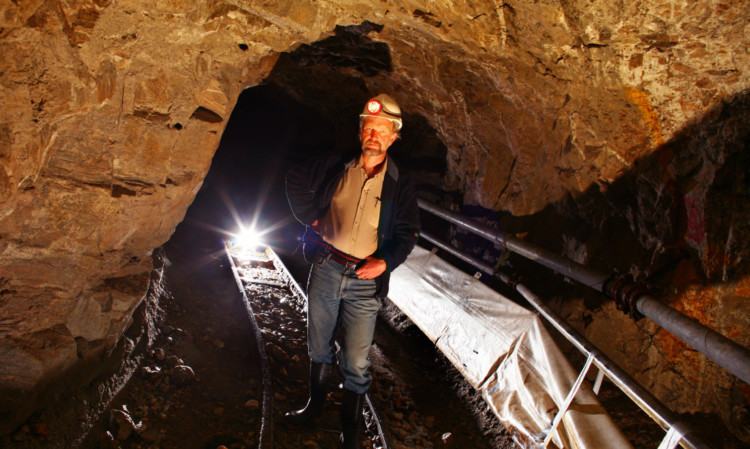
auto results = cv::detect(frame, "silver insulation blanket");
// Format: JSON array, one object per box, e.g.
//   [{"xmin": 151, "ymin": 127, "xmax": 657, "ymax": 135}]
[{"xmin": 388, "ymin": 246, "xmax": 632, "ymax": 449}]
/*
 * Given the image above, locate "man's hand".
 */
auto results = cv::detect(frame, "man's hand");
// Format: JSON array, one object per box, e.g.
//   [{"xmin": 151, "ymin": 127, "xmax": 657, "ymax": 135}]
[{"xmin": 355, "ymin": 256, "xmax": 386, "ymax": 279}]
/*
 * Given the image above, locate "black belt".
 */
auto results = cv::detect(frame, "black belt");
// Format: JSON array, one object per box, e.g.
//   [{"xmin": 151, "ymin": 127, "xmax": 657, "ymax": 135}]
[
  {"xmin": 321, "ymin": 245, "xmax": 362, "ymax": 270},
  {"xmin": 304, "ymin": 231, "xmax": 363, "ymax": 270},
  {"xmin": 328, "ymin": 248, "xmax": 362, "ymax": 270}
]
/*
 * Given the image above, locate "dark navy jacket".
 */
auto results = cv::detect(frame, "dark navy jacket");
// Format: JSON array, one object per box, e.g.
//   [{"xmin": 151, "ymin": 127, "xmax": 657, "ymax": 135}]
[{"xmin": 285, "ymin": 150, "xmax": 420, "ymax": 298}]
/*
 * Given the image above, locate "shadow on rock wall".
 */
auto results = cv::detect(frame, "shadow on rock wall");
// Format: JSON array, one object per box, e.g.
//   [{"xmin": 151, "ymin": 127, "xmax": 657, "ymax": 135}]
[
  {"xmin": 482, "ymin": 91, "xmax": 750, "ymax": 304},
  {"xmin": 559, "ymin": 89, "xmax": 749, "ymax": 286},
  {"xmin": 473, "ymin": 90, "xmax": 750, "ymax": 445}
]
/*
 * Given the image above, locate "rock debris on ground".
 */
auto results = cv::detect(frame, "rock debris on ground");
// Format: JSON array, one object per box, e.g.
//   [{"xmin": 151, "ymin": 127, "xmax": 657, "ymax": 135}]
[{"xmin": 75, "ymin": 221, "xmax": 511, "ymax": 449}]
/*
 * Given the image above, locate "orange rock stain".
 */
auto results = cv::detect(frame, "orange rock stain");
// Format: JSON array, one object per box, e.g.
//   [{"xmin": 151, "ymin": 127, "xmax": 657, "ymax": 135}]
[
  {"xmin": 657, "ymin": 282, "xmax": 717, "ymax": 374},
  {"xmin": 736, "ymin": 275, "xmax": 750, "ymax": 298},
  {"xmin": 624, "ymin": 87, "xmax": 665, "ymax": 148}
]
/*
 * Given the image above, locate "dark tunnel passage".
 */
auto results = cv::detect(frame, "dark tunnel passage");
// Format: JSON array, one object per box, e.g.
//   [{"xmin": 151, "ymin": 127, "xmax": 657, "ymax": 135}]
[
  {"xmin": 115, "ymin": 76, "xmax": 724, "ymax": 449},
  {"xmin": 4, "ymin": 16, "xmax": 748, "ymax": 449},
  {"xmin": 176, "ymin": 31, "xmax": 750, "ymax": 448},
  {"xmin": 101, "ymin": 79, "xmax": 724, "ymax": 449},
  {"xmin": 75, "ymin": 80, "xmax": 747, "ymax": 449},
  {"xmin": 83, "ymin": 83, "xmax": 515, "ymax": 448},
  {"xmin": 186, "ymin": 82, "xmax": 451, "ymax": 277}
]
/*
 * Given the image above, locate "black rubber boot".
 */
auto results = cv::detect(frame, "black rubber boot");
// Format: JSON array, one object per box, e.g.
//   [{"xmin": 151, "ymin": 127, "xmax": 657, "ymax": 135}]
[
  {"xmin": 340, "ymin": 389, "xmax": 365, "ymax": 449},
  {"xmin": 284, "ymin": 362, "xmax": 333, "ymax": 427}
]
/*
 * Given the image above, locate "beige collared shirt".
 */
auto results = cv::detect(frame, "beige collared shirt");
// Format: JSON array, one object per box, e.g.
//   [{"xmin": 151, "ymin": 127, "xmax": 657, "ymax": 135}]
[{"xmin": 316, "ymin": 156, "xmax": 386, "ymax": 259}]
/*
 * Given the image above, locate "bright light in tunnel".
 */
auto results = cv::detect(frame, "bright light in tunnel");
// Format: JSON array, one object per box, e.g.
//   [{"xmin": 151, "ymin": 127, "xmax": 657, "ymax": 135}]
[
  {"xmin": 230, "ymin": 225, "xmax": 266, "ymax": 251},
  {"xmin": 235, "ymin": 227, "xmax": 263, "ymax": 249}
]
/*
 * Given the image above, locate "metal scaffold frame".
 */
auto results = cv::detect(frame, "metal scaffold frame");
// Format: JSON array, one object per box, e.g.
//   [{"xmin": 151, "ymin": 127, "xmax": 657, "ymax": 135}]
[{"xmin": 416, "ymin": 199, "xmax": 749, "ymax": 449}]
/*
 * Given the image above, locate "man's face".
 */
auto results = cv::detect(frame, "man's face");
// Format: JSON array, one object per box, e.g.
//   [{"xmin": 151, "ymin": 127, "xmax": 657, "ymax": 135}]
[{"xmin": 360, "ymin": 116, "xmax": 398, "ymax": 157}]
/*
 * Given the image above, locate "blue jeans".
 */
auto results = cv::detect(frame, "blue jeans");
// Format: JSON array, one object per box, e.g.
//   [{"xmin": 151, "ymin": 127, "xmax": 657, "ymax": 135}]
[{"xmin": 307, "ymin": 255, "xmax": 381, "ymax": 394}]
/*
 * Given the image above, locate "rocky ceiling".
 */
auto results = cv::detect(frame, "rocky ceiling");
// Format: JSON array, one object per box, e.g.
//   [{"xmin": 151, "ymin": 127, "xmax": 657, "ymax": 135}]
[{"xmin": 1, "ymin": 0, "xmax": 748, "ymax": 442}]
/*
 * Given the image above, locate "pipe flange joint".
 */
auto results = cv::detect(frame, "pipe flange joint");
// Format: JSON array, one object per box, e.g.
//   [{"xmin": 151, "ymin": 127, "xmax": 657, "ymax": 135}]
[
  {"xmin": 507, "ymin": 273, "xmax": 524, "ymax": 290},
  {"xmin": 609, "ymin": 275, "xmax": 646, "ymax": 321}
]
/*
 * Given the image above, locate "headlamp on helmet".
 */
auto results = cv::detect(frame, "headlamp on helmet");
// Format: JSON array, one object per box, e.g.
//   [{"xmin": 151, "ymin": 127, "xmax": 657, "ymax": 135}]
[
  {"xmin": 366, "ymin": 100, "xmax": 382, "ymax": 114},
  {"xmin": 360, "ymin": 94, "xmax": 402, "ymax": 132}
]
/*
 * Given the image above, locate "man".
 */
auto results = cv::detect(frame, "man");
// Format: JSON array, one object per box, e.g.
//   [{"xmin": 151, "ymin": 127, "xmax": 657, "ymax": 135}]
[{"xmin": 284, "ymin": 94, "xmax": 420, "ymax": 448}]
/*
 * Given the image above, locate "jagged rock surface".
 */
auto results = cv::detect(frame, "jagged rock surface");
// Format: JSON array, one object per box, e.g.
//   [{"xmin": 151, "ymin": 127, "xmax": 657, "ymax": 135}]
[{"xmin": 0, "ymin": 0, "xmax": 748, "ymax": 441}]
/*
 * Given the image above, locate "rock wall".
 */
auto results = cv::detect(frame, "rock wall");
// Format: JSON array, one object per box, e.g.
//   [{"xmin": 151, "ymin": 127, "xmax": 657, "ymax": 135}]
[{"xmin": 0, "ymin": 0, "xmax": 748, "ymax": 440}]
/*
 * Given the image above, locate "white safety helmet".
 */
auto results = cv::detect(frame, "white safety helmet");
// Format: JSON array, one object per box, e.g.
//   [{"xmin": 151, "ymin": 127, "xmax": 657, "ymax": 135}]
[{"xmin": 359, "ymin": 94, "xmax": 402, "ymax": 132}]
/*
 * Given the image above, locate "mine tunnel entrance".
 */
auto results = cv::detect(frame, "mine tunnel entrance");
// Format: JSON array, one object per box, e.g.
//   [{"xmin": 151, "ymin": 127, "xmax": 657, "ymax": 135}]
[
  {"xmin": 168, "ymin": 79, "xmax": 506, "ymax": 447},
  {"xmin": 73, "ymin": 24, "xmax": 669, "ymax": 449},
  {"xmin": 2, "ymin": 9, "xmax": 747, "ymax": 449},
  {"xmin": 16, "ymin": 18, "xmax": 746, "ymax": 449},
  {"xmin": 75, "ymin": 57, "xmax": 511, "ymax": 447},
  {"xmin": 187, "ymin": 84, "xmax": 451, "ymax": 279}
]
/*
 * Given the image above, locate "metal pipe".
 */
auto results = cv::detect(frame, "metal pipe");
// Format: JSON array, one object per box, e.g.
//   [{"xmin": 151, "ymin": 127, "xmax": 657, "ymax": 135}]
[
  {"xmin": 420, "ymin": 231, "xmax": 495, "ymax": 274},
  {"xmin": 418, "ymin": 199, "xmax": 610, "ymax": 291},
  {"xmin": 418, "ymin": 200, "xmax": 750, "ymax": 385},
  {"xmin": 419, "ymin": 231, "xmax": 714, "ymax": 449},
  {"xmin": 635, "ymin": 296, "xmax": 750, "ymax": 384}
]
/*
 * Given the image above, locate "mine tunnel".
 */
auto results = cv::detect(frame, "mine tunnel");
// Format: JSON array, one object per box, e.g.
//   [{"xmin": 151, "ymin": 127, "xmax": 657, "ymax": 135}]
[{"xmin": 1, "ymin": 2, "xmax": 749, "ymax": 449}]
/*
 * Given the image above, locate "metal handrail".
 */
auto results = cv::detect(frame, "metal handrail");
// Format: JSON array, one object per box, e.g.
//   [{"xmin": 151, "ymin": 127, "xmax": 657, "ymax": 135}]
[
  {"xmin": 417, "ymin": 199, "xmax": 750, "ymax": 385},
  {"xmin": 419, "ymin": 230, "xmax": 713, "ymax": 449}
]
